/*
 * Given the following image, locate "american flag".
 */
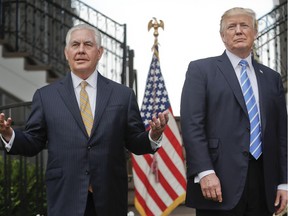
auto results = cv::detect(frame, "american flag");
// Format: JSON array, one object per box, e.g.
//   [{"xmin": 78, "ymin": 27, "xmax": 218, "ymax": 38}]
[{"xmin": 132, "ymin": 46, "xmax": 186, "ymax": 216}]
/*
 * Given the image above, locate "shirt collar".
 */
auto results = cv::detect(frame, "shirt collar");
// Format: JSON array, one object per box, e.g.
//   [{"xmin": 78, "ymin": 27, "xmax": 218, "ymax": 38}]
[
  {"xmin": 225, "ymin": 50, "xmax": 253, "ymax": 70},
  {"xmin": 71, "ymin": 70, "xmax": 98, "ymax": 89}
]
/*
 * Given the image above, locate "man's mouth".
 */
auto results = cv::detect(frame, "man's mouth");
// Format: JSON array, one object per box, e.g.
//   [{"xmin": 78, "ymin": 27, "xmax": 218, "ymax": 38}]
[
  {"xmin": 75, "ymin": 59, "xmax": 88, "ymax": 63},
  {"xmin": 234, "ymin": 38, "xmax": 245, "ymax": 42}
]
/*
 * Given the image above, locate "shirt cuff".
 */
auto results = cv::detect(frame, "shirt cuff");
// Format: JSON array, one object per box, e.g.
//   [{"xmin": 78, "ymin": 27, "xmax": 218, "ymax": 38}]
[
  {"xmin": 278, "ymin": 184, "xmax": 288, "ymax": 191},
  {"xmin": 148, "ymin": 130, "xmax": 162, "ymax": 151},
  {"xmin": 0, "ymin": 130, "xmax": 15, "ymax": 152},
  {"xmin": 194, "ymin": 170, "xmax": 215, "ymax": 183}
]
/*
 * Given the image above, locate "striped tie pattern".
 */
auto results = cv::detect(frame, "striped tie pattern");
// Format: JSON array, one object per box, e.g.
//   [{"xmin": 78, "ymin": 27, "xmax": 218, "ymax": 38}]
[
  {"xmin": 239, "ymin": 60, "xmax": 262, "ymax": 159},
  {"xmin": 80, "ymin": 81, "xmax": 94, "ymax": 193},
  {"xmin": 80, "ymin": 81, "xmax": 93, "ymax": 137}
]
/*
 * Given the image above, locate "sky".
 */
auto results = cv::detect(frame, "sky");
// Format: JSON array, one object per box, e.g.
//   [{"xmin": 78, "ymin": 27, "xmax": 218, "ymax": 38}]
[{"xmin": 83, "ymin": 0, "xmax": 274, "ymax": 116}]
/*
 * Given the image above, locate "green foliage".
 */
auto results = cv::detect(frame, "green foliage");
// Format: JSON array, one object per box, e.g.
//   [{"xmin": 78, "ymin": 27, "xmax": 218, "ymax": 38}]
[{"xmin": 0, "ymin": 155, "xmax": 47, "ymax": 216}]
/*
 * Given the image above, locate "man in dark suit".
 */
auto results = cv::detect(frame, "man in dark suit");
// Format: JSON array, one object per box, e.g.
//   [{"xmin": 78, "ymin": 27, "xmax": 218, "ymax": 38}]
[
  {"xmin": 180, "ymin": 7, "xmax": 287, "ymax": 216},
  {"xmin": 0, "ymin": 24, "xmax": 169, "ymax": 216}
]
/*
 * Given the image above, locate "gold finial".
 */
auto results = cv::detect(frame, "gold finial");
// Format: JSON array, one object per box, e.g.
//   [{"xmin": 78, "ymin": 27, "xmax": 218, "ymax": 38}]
[{"xmin": 148, "ymin": 17, "xmax": 164, "ymax": 49}]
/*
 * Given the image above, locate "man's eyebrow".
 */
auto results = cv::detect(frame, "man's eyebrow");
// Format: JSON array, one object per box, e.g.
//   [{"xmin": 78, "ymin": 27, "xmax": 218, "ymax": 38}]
[
  {"xmin": 70, "ymin": 39, "xmax": 94, "ymax": 43},
  {"xmin": 70, "ymin": 40, "xmax": 79, "ymax": 44},
  {"xmin": 84, "ymin": 40, "xmax": 94, "ymax": 44}
]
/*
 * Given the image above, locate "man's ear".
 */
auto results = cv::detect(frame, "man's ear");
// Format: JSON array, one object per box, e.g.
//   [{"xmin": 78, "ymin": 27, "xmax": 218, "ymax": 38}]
[
  {"xmin": 97, "ymin": 47, "xmax": 104, "ymax": 59},
  {"xmin": 64, "ymin": 47, "xmax": 68, "ymax": 61},
  {"xmin": 254, "ymin": 31, "xmax": 258, "ymax": 40},
  {"xmin": 220, "ymin": 32, "xmax": 226, "ymax": 44}
]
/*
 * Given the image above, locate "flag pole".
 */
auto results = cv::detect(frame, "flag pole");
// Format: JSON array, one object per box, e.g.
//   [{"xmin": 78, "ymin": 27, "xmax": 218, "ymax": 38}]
[
  {"xmin": 148, "ymin": 17, "xmax": 164, "ymax": 59},
  {"xmin": 132, "ymin": 18, "xmax": 187, "ymax": 216},
  {"xmin": 147, "ymin": 17, "xmax": 164, "ymax": 116},
  {"xmin": 147, "ymin": 17, "xmax": 164, "ymax": 183}
]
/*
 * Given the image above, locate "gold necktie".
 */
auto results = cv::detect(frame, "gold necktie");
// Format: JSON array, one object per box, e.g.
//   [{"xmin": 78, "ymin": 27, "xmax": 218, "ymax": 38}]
[
  {"xmin": 80, "ymin": 81, "xmax": 93, "ymax": 136},
  {"xmin": 80, "ymin": 81, "xmax": 94, "ymax": 193}
]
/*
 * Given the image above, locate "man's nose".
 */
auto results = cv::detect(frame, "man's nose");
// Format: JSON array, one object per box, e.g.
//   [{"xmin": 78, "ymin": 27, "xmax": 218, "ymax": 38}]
[
  {"xmin": 235, "ymin": 25, "xmax": 242, "ymax": 33},
  {"xmin": 78, "ymin": 44, "xmax": 85, "ymax": 53}
]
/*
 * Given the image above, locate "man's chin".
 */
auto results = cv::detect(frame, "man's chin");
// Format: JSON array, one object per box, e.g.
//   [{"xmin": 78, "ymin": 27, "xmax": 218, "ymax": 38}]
[
  {"xmin": 72, "ymin": 69, "xmax": 92, "ymax": 74},
  {"xmin": 74, "ymin": 66, "xmax": 89, "ymax": 72},
  {"xmin": 233, "ymin": 45, "xmax": 251, "ymax": 52}
]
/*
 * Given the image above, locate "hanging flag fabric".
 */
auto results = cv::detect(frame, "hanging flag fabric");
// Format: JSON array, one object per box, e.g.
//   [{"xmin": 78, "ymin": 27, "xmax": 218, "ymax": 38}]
[{"xmin": 132, "ymin": 45, "xmax": 186, "ymax": 216}]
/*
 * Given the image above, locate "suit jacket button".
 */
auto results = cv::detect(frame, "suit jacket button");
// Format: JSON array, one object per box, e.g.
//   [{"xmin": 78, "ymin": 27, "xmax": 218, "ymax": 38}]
[
  {"xmin": 88, "ymin": 145, "xmax": 91, "ymax": 150},
  {"xmin": 243, "ymin": 151, "xmax": 249, "ymax": 157},
  {"xmin": 85, "ymin": 170, "xmax": 90, "ymax": 175}
]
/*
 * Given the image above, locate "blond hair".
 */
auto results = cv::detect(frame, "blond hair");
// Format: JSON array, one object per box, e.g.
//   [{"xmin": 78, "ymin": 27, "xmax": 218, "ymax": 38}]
[{"xmin": 220, "ymin": 7, "xmax": 258, "ymax": 33}]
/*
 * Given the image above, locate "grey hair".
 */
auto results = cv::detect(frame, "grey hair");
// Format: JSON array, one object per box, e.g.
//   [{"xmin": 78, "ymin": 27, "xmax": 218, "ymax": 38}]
[
  {"xmin": 219, "ymin": 7, "xmax": 258, "ymax": 33},
  {"xmin": 65, "ymin": 23, "xmax": 102, "ymax": 48}
]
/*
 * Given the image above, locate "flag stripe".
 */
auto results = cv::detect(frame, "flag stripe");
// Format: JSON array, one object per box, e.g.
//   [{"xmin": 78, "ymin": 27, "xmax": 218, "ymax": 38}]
[
  {"xmin": 144, "ymin": 155, "xmax": 175, "ymax": 205},
  {"xmin": 133, "ymin": 156, "xmax": 165, "ymax": 216},
  {"xmin": 161, "ymin": 133, "xmax": 185, "ymax": 175},
  {"xmin": 157, "ymin": 171, "xmax": 179, "ymax": 200},
  {"xmin": 132, "ymin": 45, "xmax": 186, "ymax": 215},
  {"xmin": 164, "ymin": 124, "xmax": 185, "ymax": 161},
  {"xmin": 156, "ymin": 149, "xmax": 186, "ymax": 195},
  {"xmin": 134, "ymin": 156, "xmax": 185, "ymax": 216},
  {"xmin": 134, "ymin": 153, "xmax": 179, "ymax": 198},
  {"xmin": 141, "ymin": 115, "xmax": 186, "ymax": 192},
  {"xmin": 142, "ymin": 153, "xmax": 178, "ymax": 202},
  {"xmin": 132, "ymin": 155, "xmax": 167, "ymax": 212},
  {"xmin": 157, "ymin": 148, "xmax": 187, "ymax": 189},
  {"xmin": 134, "ymin": 189, "xmax": 153, "ymax": 215}
]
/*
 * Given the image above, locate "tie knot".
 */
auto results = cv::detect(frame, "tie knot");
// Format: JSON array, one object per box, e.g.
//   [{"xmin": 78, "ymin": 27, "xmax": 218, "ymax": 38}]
[
  {"xmin": 239, "ymin": 60, "xmax": 248, "ymax": 67},
  {"xmin": 81, "ymin": 81, "xmax": 88, "ymax": 89}
]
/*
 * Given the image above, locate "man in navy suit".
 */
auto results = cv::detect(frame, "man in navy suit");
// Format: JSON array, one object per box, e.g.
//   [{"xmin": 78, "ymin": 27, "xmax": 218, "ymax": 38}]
[
  {"xmin": 0, "ymin": 24, "xmax": 169, "ymax": 216},
  {"xmin": 181, "ymin": 7, "xmax": 287, "ymax": 216}
]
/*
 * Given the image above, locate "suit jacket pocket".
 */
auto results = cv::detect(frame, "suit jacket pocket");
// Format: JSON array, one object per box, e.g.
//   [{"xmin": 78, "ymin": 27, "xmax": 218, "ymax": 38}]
[
  {"xmin": 208, "ymin": 139, "xmax": 219, "ymax": 162},
  {"xmin": 105, "ymin": 105, "xmax": 124, "ymax": 111},
  {"xmin": 46, "ymin": 167, "xmax": 63, "ymax": 181}
]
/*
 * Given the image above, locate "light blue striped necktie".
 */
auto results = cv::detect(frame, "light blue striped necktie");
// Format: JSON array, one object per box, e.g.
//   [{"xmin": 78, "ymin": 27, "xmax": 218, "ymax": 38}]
[{"xmin": 239, "ymin": 60, "xmax": 262, "ymax": 159}]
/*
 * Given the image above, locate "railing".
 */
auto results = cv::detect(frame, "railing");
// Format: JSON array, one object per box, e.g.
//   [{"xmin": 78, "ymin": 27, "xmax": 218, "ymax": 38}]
[
  {"xmin": 0, "ymin": 0, "xmax": 135, "ymax": 87},
  {"xmin": 0, "ymin": 102, "xmax": 47, "ymax": 216},
  {"xmin": 70, "ymin": 0, "xmax": 128, "ymax": 84},
  {"xmin": 0, "ymin": 1, "xmax": 136, "ymax": 214},
  {"xmin": 255, "ymin": 1, "xmax": 287, "ymax": 85},
  {"xmin": 0, "ymin": 1, "xmax": 286, "ymax": 215},
  {"xmin": 0, "ymin": 101, "xmax": 135, "ymax": 215}
]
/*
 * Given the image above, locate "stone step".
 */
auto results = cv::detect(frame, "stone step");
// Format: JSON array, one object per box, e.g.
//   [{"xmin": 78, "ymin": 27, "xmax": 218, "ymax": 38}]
[{"xmin": 0, "ymin": 40, "xmax": 61, "ymax": 84}]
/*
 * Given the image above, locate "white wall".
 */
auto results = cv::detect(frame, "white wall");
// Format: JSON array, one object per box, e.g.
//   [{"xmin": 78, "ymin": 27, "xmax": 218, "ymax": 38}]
[{"xmin": 0, "ymin": 45, "xmax": 48, "ymax": 101}]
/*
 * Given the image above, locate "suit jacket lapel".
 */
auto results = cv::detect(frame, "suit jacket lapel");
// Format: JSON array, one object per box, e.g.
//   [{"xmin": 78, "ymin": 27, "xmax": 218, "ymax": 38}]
[
  {"xmin": 90, "ymin": 73, "xmax": 112, "ymax": 136},
  {"xmin": 252, "ymin": 60, "xmax": 266, "ymax": 134},
  {"xmin": 217, "ymin": 52, "xmax": 249, "ymax": 118},
  {"xmin": 57, "ymin": 73, "xmax": 88, "ymax": 136}
]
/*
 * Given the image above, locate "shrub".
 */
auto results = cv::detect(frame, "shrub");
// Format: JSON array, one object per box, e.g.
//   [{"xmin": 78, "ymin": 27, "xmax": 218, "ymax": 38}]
[{"xmin": 0, "ymin": 155, "xmax": 47, "ymax": 216}]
